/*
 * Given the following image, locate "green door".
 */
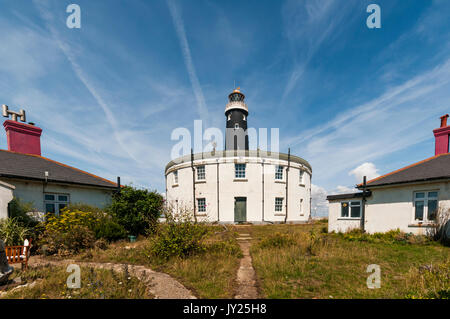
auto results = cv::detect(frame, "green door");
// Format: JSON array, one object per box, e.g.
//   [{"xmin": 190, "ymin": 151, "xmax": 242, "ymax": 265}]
[{"xmin": 234, "ymin": 197, "xmax": 247, "ymax": 223}]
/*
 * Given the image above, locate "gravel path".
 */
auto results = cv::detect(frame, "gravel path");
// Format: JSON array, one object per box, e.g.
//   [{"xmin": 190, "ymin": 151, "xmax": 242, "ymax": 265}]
[{"xmin": 28, "ymin": 256, "xmax": 196, "ymax": 299}]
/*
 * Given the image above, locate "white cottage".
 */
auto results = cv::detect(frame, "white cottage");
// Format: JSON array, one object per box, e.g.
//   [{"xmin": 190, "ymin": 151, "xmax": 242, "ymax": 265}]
[
  {"xmin": 0, "ymin": 106, "xmax": 118, "ymax": 219},
  {"xmin": 327, "ymin": 114, "xmax": 450, "ymax": 235}
]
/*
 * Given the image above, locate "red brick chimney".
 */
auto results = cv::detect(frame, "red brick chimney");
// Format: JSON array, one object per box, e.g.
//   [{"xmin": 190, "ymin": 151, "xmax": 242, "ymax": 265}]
[
  {"xmin": 433, "ymin": 114, "xmax": 450, "ymax": 156},
  {"xmin": 2, "ymin": 105, "xmax": 42, "ymax": 156}
]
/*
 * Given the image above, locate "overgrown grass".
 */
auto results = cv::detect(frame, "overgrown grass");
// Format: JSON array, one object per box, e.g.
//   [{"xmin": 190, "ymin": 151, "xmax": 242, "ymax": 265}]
[
  {"xmin": 251, "ymin": 223, "xmax": 450, "ymax": 299},
  {"xmin": 75, "ymin": 225, "xmax": 242, "ymax": 298},
  {"xmin": 1, "ymin": 265, "xmax": 151, "ymax": 299}
]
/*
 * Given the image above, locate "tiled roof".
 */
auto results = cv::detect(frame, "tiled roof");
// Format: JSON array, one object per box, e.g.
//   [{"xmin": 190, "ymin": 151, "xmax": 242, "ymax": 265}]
[
  {"xmin": 361, "ymin": 153, "xmax": 450, "ymax": 188},
  {"xmin": 0, "ymin": 149, "xmax": 117, "ymax": 189}
]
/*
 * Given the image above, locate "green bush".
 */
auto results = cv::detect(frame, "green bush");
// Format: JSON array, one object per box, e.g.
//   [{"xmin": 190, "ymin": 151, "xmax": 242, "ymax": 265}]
[
  {"xmin": 8, "ymin": 198, "xmax": 39, "ymax": 227},
  {"xmin": 93, "ymin": 218, "xmax": 127, "ymax": 242},
  {"xmin": 149, "ymin": 208, "xmax": 209, "ymax": 260},
  {"xmin": 67, "ymin": 204, "xmax": 128, "ymax": 242},
  {"xmin": 109, "ymin": 186, "xmax": 164, "ymax": 236},
  {"xmin": 257, "ymin": 232, "xmax": 296, "ymax": 249},
  {"xmin": 39, "ymin": 209, "xmax": 99, "ymax": 255},
  {"xmin": 0, "ymin": 217, "xmax": 31, "ymax": 246}
]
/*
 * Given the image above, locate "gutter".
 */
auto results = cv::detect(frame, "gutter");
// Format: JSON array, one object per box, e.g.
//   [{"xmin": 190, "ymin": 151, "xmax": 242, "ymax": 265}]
[{"xmin": 0, "ymin": 173, "xmax": 117, "ymax": 190}]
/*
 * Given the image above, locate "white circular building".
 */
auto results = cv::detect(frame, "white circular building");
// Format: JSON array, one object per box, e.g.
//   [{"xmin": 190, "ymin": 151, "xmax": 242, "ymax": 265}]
[{"xmin": 165, "ymin": 89, "xmax": 312, "ymax": 223}]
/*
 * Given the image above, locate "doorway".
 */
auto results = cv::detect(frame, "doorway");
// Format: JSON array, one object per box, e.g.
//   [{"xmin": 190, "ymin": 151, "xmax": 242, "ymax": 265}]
[{"xmin": 234, "ymin": 197, "xmax": 247, "ymax": 223}]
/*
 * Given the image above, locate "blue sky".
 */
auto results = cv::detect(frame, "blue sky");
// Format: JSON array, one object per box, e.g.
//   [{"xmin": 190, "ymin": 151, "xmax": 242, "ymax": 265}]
[{"xmin": 1, "ymin": 0, "xmax": 449, "ymax": 216}]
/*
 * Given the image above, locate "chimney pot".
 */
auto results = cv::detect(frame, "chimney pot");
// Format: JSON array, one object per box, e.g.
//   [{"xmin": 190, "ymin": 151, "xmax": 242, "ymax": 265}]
[{"xmin": 440, "ymin": 114, "xmax": 449, "ymax": 128}]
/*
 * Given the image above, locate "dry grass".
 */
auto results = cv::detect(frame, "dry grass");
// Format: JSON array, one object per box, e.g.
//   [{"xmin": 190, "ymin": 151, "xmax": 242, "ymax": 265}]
[
  {"xmin": 74, "ymin": 225, "xmax": 242, "ymax": 299},
  {"xmin": 251, "ymin": 223, "xmax": 450, "ymax": 299},
  {"xmin": 1, "ymin": 265, "xmax": 151, "ymax": 299}
]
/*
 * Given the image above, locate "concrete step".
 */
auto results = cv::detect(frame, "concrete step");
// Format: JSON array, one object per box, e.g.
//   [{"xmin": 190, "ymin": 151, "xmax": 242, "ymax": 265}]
[{"xmin": 237, "ymin": 237, "xmax": 253, "ymax": 241}]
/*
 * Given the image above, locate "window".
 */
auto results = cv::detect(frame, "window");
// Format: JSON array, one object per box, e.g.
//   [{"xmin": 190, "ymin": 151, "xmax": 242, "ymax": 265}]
[
  {"xmin": 243, "ymin": 115, "xmax": 246, "ymax": 121},
  {"xmin": 300, "ymin": 199, "xmax": 304, "ymax": 215},
  {"xmin": 44, "ymin": 193, "xmax": 70, "ymax": 216},
  {"xmin": 275, "ymin": 166, "xmax": 283, "ymax": 180},
  {"xmin": 299, "ymin": 170, "xmax": 305, "ymax": 184},
  {"xmin": 234, "ymin": 123, "xmax": 239, "ymax": 129},
  {"xmin": 235, "ymin": 164, "xmax": 246, "ymax": 179},
  {"xmin": 340, "ymin": 201, "xmax": 361, "ymax": 218},
  {"xmin": 173, "ymin": 170, "xmax": 178, "ymax": 184},
  {"xmin": 197, "ymin": 198, "xmax": 206, "ymax": 213},
  {"xmin": 275, "ymin": 197, "xmax": 284, "ymax": 212},
  {"xmin": 197, "ymin": 165, "xmax": 205, "ymax": 180},
  {"xmin": 227, "ymin": 114, "xmax": 231, "ymax": 121},
  {"xmin": 414, "ymin": 191, "xmax": 439, "ymax": 222}
]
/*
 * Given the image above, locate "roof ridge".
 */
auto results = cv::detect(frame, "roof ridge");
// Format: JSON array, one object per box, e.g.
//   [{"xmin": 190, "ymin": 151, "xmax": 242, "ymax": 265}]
[
  {"xmin": 359, "ymin": 153, "xmax": 450, "ymax": 187},
  {"xmin": 0, "ymin": 149, "xmax": 117, "ymax": 187}
]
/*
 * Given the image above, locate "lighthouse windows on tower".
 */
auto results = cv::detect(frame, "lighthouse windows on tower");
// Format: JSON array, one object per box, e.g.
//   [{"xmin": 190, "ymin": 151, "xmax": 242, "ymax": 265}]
[
  {"xmin": 196, "ymin": 165, "xmax": 206, "ymax": 181},
  {"xmin": 197, "ymin": 198, "xmax": 206, "ymax": 213},
  {"xmin": 235, "ymin": 163, "xmax": 246, "ymax": 179},
  {"xmin": 275, "ymin": 197, "xmax": 284, "ymax": 212},
  {"xmin": 299, "ymin": 170, "xmax": 305, "ymax": 185},
  {"xmin": 234, "ymin": 123, "xmax": 239, "ymax": 129},
  {"xmin": 275, "ymin": 165, "xmax": 284, "ymax": 180},
  {"xmin": 173, "ymin": 170, "xmax": 178, "ymax": 185}
]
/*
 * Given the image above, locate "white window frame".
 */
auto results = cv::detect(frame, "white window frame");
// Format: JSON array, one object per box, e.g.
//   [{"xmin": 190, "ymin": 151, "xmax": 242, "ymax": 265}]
[
  {"xmin": 44, "ymin": 193, "xmax": 70, "ymax": 216},
  {"xmin": 196, "ymin": 165, "xmax": 206, "ymax": 181},
  {"xmin": 173, "ymin": 170, "xmax": 178, "ymax": 185},
  {"xmin": 235, "ymin": 163, "xmax": 246, "ymax": 179},
  {"xmin": 275, "ymin": 197, "xmax": 284, "ymax": 213},
  {"xmin": 340, "ymin": 200, "xmax": 362, "ymax": 219},
  {"xmin": 413, "ymin": 191, "xmax": 439, "ymax": 223},
  {"xmin": 197, "ymin": 198, "xmax": 206, "ymax": 213},
  {"xmin": 299, "ymin": 170, "xmax": 305, "ymax": 185},
  {"xmin": 275, "ymin": 165, "xmax": 284, "ymax": 180}
]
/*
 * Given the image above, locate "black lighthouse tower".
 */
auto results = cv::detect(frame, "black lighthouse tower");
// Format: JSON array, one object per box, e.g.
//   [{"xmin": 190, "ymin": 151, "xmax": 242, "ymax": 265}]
[{"xmin": 225, "ymin": 88, "xmax": 249, "ymax": 150}]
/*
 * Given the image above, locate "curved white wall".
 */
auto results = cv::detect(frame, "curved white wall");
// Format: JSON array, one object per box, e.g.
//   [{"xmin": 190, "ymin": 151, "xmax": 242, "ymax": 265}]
[{"xmin": 165, "ymin": 155, "xmax": 311, "ymax": 223}]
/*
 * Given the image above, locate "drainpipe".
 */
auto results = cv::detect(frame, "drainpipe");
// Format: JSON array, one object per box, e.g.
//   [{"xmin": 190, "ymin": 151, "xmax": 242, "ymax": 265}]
[
  {"xmin": 361, "ymin": 176, "xmax": 367, "ymax": 232},
  {"xmin": 116, "ymin": 176, "xmax": 121, "ymax": 194},
  {"xmin": 217, "ymin": 159, "xmax": 220, "ymax": 222},
  {"xmin": 191, "ymin": 149, "xmax": 197, "ymax": 223},
  {"xmin": 284, "ymin": 148, "xmax": 290, "ymax": 223},
  {"xmin": 262, "ymin": 159, "xmax": 265, "ymax": 222}
]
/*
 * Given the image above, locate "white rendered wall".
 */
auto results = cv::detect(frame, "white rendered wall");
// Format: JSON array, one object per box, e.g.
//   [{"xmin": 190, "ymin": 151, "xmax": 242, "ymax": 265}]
[
  {"xmin": 0, "ymin": 181, "xmax": 15, "ymax": 219},
  {"xmin": 166, "ymin": 156, "xmax": 311, "ymax": 223},
  {"xmin": 328, "ymin": 181, "xmax": 450, "ymax": 235},
  {"xmin": 1, "ymin": 178, "xmax": 114, "ymax": 213}
]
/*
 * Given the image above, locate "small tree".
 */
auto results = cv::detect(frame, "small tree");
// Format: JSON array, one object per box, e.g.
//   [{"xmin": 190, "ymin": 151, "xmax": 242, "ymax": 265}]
[
  {"xmin": 109, "ymin": 186, "xmax": 164, "ymax": 236},
  {"xmin": 426, "ymin": 208, "xmax": 450, "ymax": 246}
]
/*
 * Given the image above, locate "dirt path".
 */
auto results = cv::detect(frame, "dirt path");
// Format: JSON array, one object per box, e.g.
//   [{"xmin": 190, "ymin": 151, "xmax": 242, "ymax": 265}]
[
  {"xmin": 234, "ymin": 226, "xmax": 258, "ymax": 299},
  {"xmin": 27, "ymin": 256, "xmax": 196, "ymax": 299}
]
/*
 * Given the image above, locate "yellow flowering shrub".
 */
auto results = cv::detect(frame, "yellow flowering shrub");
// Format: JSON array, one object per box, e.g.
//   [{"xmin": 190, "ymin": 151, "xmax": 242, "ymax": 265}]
[{"xmin": 40, "ymin": 209, "xmax": 100, "ymax": 256}]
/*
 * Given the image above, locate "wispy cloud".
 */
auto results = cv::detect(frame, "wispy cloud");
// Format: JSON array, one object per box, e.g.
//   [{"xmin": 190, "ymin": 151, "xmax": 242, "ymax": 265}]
[
  {"xmin": 33, "ymin": 0, "xmax": 139, "ymax": 163},
  {"xmin": 280, "ymin": 0, "xmax": 358, "ymax": 104},
  {"xmin": 166, "ymin": 0, "xmax": 209, "ymax": 125},
  {"xmin": 288, "ymin": 57, "xmax": 450, "ymax": 189}
]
